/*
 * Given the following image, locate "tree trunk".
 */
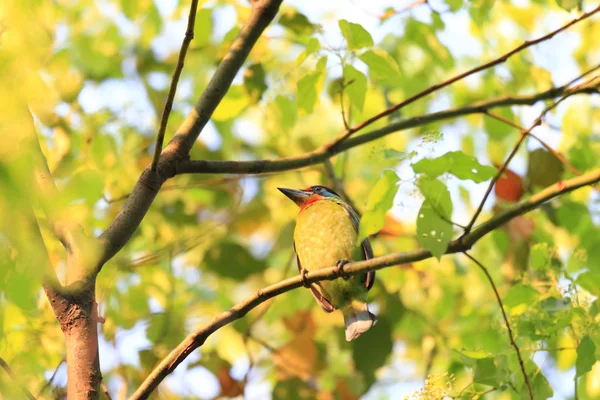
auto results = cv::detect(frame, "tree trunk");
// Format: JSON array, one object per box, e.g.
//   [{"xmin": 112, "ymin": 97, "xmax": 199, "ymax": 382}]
[{"xmin": 46, "ymin": 282, "xmax": 101, "ymax": 399}]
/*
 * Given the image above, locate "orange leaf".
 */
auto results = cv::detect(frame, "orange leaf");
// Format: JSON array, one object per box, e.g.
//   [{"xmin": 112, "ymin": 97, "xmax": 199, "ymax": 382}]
[{"xmin": 495, "ymin": 168, "xmax": 524, "ymax": 202}]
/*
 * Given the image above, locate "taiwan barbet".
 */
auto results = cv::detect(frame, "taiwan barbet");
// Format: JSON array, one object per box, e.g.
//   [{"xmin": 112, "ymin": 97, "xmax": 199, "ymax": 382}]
[{"xmin": 278, "ymin": 185, "xmax": 376, "ymax": 341}]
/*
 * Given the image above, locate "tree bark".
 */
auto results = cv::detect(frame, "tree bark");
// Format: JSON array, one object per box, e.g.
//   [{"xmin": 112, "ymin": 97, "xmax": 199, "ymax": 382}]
[{"xmin": 46, "ymin": 282, "xmax": 101, "ymax": 399}]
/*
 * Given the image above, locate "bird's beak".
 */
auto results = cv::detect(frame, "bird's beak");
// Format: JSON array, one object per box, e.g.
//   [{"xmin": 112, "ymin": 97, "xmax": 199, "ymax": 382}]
[{"xmin": 278, "ymin": 187, "xmax": 310, "ymax": 207}]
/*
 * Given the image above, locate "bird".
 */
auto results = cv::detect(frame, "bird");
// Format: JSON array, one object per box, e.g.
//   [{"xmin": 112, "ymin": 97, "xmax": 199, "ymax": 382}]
[{"xmin": 278, "ymin": 185, "xmax": 376, "ymax": 341}]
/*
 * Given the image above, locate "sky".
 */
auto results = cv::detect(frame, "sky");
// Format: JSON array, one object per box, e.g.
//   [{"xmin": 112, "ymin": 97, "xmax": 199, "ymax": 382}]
[{"xmin": 48, "ymin": 0, "xmax": 599, "ymax": 398}]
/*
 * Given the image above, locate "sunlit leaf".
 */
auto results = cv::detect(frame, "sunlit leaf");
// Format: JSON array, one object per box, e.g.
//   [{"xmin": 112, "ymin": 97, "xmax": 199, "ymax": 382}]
[
  {"xmin": 339, "ymin": 20, "xmax": 373, "ymax": 50},
  {"xmin": 357, "ymin": 170, "xmax": 399, "ymax": 243},
  {"xmin": 358, "ymin": 49, "xmax": 401, "ymax": 84},
  {"xmin": 412, "ymin": 151, "xmax": 496, "ymax": 182},
  {"xmin": 576, "ymin": 336, "xmax": 596, "ymax": 377},
  {"xmin": 343, "ymin": 64, "xmax": 367, "ymax": 113},
  {"xmin": 297, "ymin": 56, "xmax": 327, "ymax": 115},
  {"xmin": 416, "ymin": 201, "xmax": 452, "ymax": 259}
]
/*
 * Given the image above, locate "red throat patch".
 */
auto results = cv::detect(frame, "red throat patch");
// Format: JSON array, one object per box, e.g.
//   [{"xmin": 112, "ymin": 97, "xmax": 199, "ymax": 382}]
[{"xmin": 299, "ymin": 194, "xmax": 323, "ymax": 212}]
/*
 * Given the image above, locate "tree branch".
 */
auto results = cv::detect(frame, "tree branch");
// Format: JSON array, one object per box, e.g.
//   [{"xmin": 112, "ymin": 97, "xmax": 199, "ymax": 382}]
[
  {"xmin": 176, "ymin": 83, "xmax": 599, "ymax": 175},
  {"xmin": 463, "ymin": 253, "xmax": 532, "ymax": 400},
  {"xmin": 132, "ymin": 167, "xmax": 600, "ymax": 398},
  {"xmin": 151, "ymin": 0, "xmax": 200, "ymax": 171},
  {"xmin": 95, "ymin": 0, "xmax": 283, "ymax": 272},
  {"xmin": 326, "ymin": 5, "xmax": 600, "ymax": 149}
]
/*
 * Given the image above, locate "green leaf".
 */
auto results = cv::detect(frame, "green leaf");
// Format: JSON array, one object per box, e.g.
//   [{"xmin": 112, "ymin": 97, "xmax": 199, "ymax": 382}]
[
  {"xmin": 203, "ymin": 241, "xmax": 266, "ymax": 281},
  {"xmin": 576, "ymin": 336, "xmax": 596, "ymax": 377},
  {"xmin": 469, "ymin": 0, "xmax": 495, "ymax": 26},
  {"xmin": 445, "ymin": 0, "xmax": 464, "ymax": 12},
  {"xmin": 416, "ymin": 201, "xmax": 452, "ymax": 259},
  {"xmin": 352, "ymin": 317, "xmax": 393, "ymax": 378},
  {"xmin": 343, "ymin": 64, "xmax": 367, "ymax": 113},
  {"xmin": 212, "ymin": 85, "xmax": 250, "ymax": 121},
  {"xmin": 555, "ymin": 0, "xmax": 582, "ymax": 11},
  {"xmin": 273, "ymin": 378, "xmax": 315, "ymax": 399},
  {"xmin": 358, "ymin": 49, "xmax": 401, "ymax": 84},
  {"xmin": 417, "ymin": 178, "xmax": 453, "ymax": 219},
  {"xmin": 383, "ymin": 148, "xmax": 406, "ymax": 160},
  {"xmin": 484, "ymin": 107, "xmax": 515, "ymax": 141},
  {"xmin": 243, "ymin": 63, "xmax": 268, "ymax": 104},
  {"xmin": 527, "ymin": 148, "xmax": 564, "ymax": 189},
  {"xmin": 63, "ymin": 168, "xmax": 105, "ymax": 205},
  {"xmin": 502, "ymin": 284, "xmax": 539, "ymax": 308},
  {"xmin": 338, "ymin": 20, "xmax": 373, "ymax": 50},
  {"xmin": 473, "ymin": 358, "xmax": 499, "ymax": 387},
  {"xmin": 576, "ymin": 271, "xmax": 600, "ymax": 296},
  {"xmin": 357, "ymin": 170, "xmax": 399, "ymax": 243},
  {"xmin": 530, "ymin": 243, "xmax": 552, "ymax": 270},
  {"xmin": 193, "ymin": 8, "xmax": 213, "ymax": 46},
  {"xmin": 279, "ymin": 9, "xmax": 316, "ymax": 35},
  {"xmin": 296, "ymin": 56, "xmax": 327, "ymax": 115},
  {"xmin": 412, "ymin": 151, "xmax": 496, "ymax": 182},
  {"xmin": 296, "ymin": 37, "xmax": 320, "ymax": 66}
]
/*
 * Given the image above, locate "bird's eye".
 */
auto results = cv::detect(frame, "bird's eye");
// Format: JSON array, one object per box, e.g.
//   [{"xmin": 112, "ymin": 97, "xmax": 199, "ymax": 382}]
[{"xmin": 315, "ymin": 187, "xmax": 323, "ymax": 192}]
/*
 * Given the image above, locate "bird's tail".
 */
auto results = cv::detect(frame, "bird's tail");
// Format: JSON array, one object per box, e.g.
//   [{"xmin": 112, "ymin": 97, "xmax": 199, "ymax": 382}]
[{"xmin": 342, "ymin": 300, "xmax": 376, "ymax": 341}]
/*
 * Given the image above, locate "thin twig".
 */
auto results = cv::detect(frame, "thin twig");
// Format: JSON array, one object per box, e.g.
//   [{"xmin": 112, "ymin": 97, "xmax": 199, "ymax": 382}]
[
  {"xmin": 0, "ymin": 357, "xmax": 35, "ymax": 400},
  {"xmin": 339, "ymin": 80, "xmax": 351, "ymax": 130},
  {"xmin": 101, "ymin": 381, "xmax": 113, "ymax": 400},
  {"xmin": 130, "ymin": 168, "xmax": 600, "ymax": 398},
  {"xmin": 151, "ymin": 0, "xmax": 200, "ymax": 171},
  {"xmin": 465, "ymin": 75, "xmax": 599, "ymax": 232},
  {"xmin": 463, "ymin": 253, "xmax": 532, "ymax": 400},
  {"xmin": 484, "ymin": 110, "xmax": 599, "ymax": 191},
  {"xmin": 37, "ymin": 358, "xmax": 66, "ymax": 397},
  {"xmin": 326, "ymin": 5, "xmax": 600, "ymax": 150}
]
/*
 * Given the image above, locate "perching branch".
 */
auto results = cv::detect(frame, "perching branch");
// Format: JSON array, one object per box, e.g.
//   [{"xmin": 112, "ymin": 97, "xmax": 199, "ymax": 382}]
[
  {"xmin": 463, "ymin": 253, "xmax": 532, "ymax": 400},
  {"xmin": 132, "ymin": 167, "xmax": 600, "ymax": 399},
  {"xmin": 175, "ymin": 83, "xmax": 598, "ymax": 176},
  {"xmin": 326, "ymin": 4, "xmax": 600, "ymax": 149},
  {"xmin": 465, "ymin": 75, "xmax": 599, "ymax": 232},
  {"xmin": 150, "ymin": 0, "xmax": 200, "ymax": 171},
  {"xmin": 96, "ymin": 0, "xmax": 283, "ymax": 272}
]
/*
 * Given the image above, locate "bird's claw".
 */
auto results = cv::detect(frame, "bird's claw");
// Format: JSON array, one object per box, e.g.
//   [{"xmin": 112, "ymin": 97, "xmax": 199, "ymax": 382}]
[
  {"xmin": 300, "ymin": 268, "xmax": 311, "ymax": 288},
  {"xmin": 335, "ymin": 259, "xmax": 350, "ymax": 280}
]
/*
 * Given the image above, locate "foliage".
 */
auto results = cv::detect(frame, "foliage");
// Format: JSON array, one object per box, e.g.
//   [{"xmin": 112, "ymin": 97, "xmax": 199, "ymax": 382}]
[{"xmin": 0, "ymin": 0, "xmax": 599, "ymax": 399}]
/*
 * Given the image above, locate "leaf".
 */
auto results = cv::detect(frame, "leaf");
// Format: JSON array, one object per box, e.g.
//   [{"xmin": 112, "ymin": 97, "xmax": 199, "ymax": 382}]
[
  {"xmin": 576, "ymin": 271, "xmax": 600, "ymax": 296},
  {"xmin": 412, "ymin": 151, "xmax": 496, "ymax": 182},
  {"xmin": 357, "ymin": 170, "xmax": 399, "ymax": 243},
  {"xmin": 416, "ymin": 201, "xmax": 452, "ymax": 259},
  {"xmin": 193, "ymin": 7, "xmax": 213, "ymax": 46},
  {"xmin": 555, "ymin": 0, "xmax": 582, "ymax": 11},
  {"xmin": 484, "ymin": 107, "xmax": 516, "ymax": 140},
  {"xmin": 212, "ymin": 85, "xmax": 250, "ymax": 121},
  {"xmin": 243, "ymin": 63, "xmax": 268, "ymax": 104},
  {"xmin": 338, "ymin": 20, "xmax": 373, "ymax": 50},
  {"xmin": 527, "ymin": 148, "xmax": 564, "ymax": 189},
  {"xmin": 383, "ymin": 148, "xmax": 406, "ymax": 160},
  {"xmin": 279, "ymin": 8, "xmax": 316, "ymax": 35},
  {"xmin": 343, "ymin": 64, "xmax": 367, "ymax": 113},
  {"xmin": 273, "ymin": 378, "xmax": 315, "ymax": 400},
  {"xmin": 358, "ymin": 49, "xmax": 401, "ymax": 84},
  {"xmin": 203, "ymin": 241, "xmax": 266, "ymax": 281},
  {"xmin": 576, "ymin": 336, "xmax": 596, "ymax": 377},
  {"xmin": 296, "ymin": 37, "xmax": 320, "ymax": 66},
  {"xmin": 502, "ymin": 284, "xmax": 539, "ymax": 308},
  {"xmin": 530, "ymin": 243, "xmax": 552, "ymax": 270},
  {"xmin": 473, "ymin": 358, "xmax": 499, "ymax": 387},
  {"xmin": 417, "ymin": 178, "xmax": 453, "ymax": 219},
  {"xmin": 296, "ymin": 56, "xmax": 327, "ymax": 115},
  {"xmin": 495, "ymin": 168, "xmax": 524, "ymax": 202},
  {"xmin": 469, "ymin": 0, "xmax": 495, "ymax": 26}
]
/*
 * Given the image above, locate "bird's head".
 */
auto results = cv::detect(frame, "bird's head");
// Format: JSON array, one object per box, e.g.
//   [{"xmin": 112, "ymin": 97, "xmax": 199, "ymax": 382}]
[{"xmin": 278, "ymin": 185, "xmax": 342, "ymax": 210}]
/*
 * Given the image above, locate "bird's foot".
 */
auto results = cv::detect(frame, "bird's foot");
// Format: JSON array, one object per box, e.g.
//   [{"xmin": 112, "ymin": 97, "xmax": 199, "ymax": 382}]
[
  {"xmin": 300, "ymin": 268, "xmax": 311, "ymax": 288},
  {"xmin": 335, "ymin": 259, "xmax": 351, "ymax": 280}
]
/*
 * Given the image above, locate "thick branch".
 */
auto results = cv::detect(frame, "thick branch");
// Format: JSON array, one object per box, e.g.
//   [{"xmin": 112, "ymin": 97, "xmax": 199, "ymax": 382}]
[
  {"xmin": 176, "ymin": 83, "xmax": 599, "ymax": 175},
  {"xmin": 96, "ymin": 0, "xmax": 283, "ymax": 271},
  {"xmin": 327, "ymin": 4, "xmax": 600, "ymax": 148},
  {"xmin": 132, "ymin": 167, "xmax": 600, "ymax": 398}
]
